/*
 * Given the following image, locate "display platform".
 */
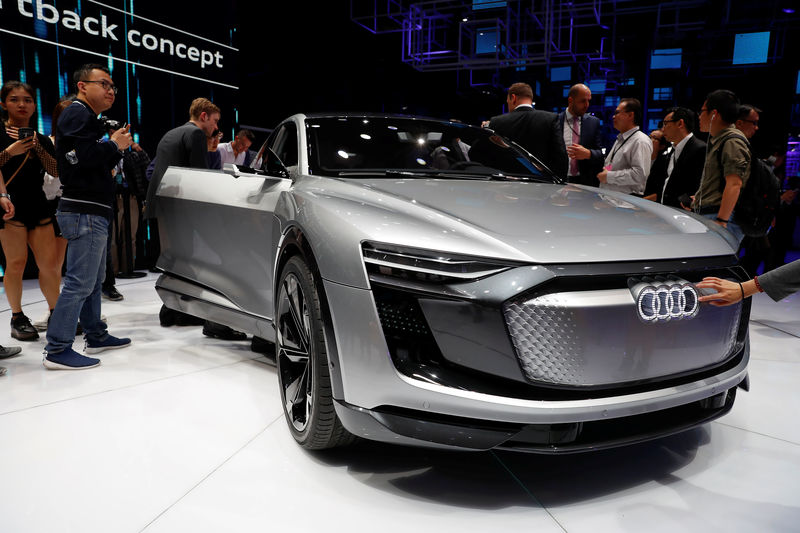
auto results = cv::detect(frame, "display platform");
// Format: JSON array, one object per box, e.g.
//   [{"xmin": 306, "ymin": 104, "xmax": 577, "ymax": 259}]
[{"xmin": 0, "ymin": 274, "xmax": 798, "ymax": 532}]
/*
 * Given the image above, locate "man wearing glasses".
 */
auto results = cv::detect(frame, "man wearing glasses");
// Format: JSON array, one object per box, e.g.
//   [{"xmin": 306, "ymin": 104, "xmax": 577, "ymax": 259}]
[
  {"xmin": 45, "ymin": 64, "xmax": 134, "ymax": 370},
  {"xmin": 597, "ymin": 98, "xmax": 652, "ymax": 195},
  {"xmin": 658, "ymin": 107, "xmax": 706, "ymax": 208},
  {"xmin": 691, "ymin": 89, "xmax": 750, "ymax": 244},
  {"xmin": 735, "ymin": 105, "xmax": 760, "ymax": 140}
]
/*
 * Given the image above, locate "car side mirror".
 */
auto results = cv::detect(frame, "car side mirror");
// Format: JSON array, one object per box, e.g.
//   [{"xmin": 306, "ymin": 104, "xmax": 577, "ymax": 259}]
[
  {"xmin": 263, "ymin": 148, "xmax": 290, "ymax": 179},
  {"xmin": 222, "ymin": 163, "xmax": 241, "ymax": 178}
]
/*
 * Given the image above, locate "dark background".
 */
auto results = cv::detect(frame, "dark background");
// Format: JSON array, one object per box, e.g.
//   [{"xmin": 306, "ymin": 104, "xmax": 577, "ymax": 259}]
[{"xmin": 0, "ymin": 1, "xmax": 798, "ymax": 159}]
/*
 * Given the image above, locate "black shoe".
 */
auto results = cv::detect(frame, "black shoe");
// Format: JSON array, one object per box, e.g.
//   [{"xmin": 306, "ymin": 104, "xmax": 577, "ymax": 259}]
[
  {"xmin": 250, "ymin": 336, "xmax": 275, "ymax": 356},
  {"xmin": 11, "ymin": 314, "xmax": 39, "ymax": 341},
  {"xmin": 0, "ymin": 345, "xmax": 22, "ymax": 359},
  {"xmin": 202, "ymin": 321, "xmax": 247, "ymax": 341},
  {"xmin": 159, "ymin": 305, "xmax": 176, "ymax": 327},
  {"xmin": 160, "ymin": 305, "xmax": 205, "ymax": 327},
  {"xmin": 102, "ymin": 286, "xmax": 124, "ymax": 301}
]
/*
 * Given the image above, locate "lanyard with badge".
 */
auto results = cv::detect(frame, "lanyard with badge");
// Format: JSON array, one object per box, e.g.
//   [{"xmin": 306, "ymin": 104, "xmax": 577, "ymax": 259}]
[{"xmin": 608, "ymin": 131, "xmax": 634, "ymax": 165}]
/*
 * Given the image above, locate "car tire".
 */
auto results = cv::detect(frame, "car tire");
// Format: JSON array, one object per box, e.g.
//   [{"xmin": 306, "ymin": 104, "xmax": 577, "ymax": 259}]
[{"xmin": 276, "ymin": 255, "xmax": 355, "ymax": 449}]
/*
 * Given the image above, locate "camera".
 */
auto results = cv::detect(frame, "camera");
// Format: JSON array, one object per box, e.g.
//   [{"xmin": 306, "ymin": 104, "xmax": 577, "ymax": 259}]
[
  {"xmin": 101, "ymin": 117, "xmax": 122, "ymax": 131},
  {"xmin": 17, "ymin": 127, "xmax": 35, "ymax": 139}
]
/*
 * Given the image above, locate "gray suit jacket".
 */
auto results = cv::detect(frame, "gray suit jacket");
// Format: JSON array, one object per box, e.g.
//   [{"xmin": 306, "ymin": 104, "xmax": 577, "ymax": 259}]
[{"xmin": 145, "ymin": 122, "xmax": 208, "ymax": 214}]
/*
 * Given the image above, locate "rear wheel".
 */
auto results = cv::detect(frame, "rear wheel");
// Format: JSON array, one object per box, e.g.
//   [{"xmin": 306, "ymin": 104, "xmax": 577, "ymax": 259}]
[{"xmin": 276, "ymin": 255, "xmax": 354, "ymax": 449}]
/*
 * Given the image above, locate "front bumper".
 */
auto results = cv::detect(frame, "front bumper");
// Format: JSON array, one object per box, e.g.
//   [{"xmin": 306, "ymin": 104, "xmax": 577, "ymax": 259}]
[{"xmin": 323, "ymin": 257, "xmax": 749, "ymax": 451}]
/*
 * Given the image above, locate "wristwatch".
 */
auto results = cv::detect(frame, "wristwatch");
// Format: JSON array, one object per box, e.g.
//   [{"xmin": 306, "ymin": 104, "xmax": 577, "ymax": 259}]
[{"xmin": 0, "ymin": 193, "xmax": 11, "ymax": 200}]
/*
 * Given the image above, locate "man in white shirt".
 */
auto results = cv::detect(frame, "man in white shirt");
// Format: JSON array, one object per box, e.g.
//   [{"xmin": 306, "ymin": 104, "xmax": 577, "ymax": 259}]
[
  {"xmin": 217, "ymin": 129, "xmax": 255, "ymax": 166},
  {"xmin": 597, "ymin": 98, "xmax": 652, "ymax": 195}
]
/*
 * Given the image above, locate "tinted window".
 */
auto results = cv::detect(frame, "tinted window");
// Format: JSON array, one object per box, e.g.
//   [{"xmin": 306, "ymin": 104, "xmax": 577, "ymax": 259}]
[
  {"xmin": 271, "ymin": 122, "xmax": 298, "ymax": 167},
  {"xmin": 305, "ymin": 117, "xmax": 555, "ymax": 181}
]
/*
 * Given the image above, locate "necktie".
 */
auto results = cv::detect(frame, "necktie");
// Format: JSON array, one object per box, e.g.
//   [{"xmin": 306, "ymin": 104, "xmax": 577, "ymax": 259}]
[{"xmin": 569, "ymin": 116, "xmax": 579, "ymax": 176}]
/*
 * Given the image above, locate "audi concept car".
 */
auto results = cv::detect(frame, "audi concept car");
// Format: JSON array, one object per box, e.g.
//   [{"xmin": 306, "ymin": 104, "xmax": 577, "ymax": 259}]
[{"xmin": 153, "ymin": 113, "xmax": 749, "ymax": 453}]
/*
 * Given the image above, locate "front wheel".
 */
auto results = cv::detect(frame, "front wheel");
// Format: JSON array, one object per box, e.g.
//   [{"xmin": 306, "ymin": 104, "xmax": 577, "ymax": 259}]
[{"xmin": 275, "ymin": 255, "xmax": 354, "ymax": 449}]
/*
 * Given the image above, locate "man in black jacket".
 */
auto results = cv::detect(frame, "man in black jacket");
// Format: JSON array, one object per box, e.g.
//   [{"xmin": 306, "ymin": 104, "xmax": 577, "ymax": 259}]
[
  {"xmin": 145, "ymin": 97, "xmax": 219, "ymax": 211},
  {"xmin": 653, "ymin": 107, "xmax": 706, "ymax": 208},
  {"xmin": 147, "ymin": 99, "xmax": 245, "ymax": 340},
  {"xmin": 44, "ymin": 64, "xmax": 133, "ymax": 370},
  {"xmin": 558, "ymin": 83, "xmax": 605, "ymax": 187},
  {"xmin": 488, "ymin": 83, "xmax": 562, "ymax": 176}
]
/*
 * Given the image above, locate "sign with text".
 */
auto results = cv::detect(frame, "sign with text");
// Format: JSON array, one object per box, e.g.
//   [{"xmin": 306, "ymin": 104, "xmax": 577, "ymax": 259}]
[{"xmin": 0, "ymin": 0, "xmax": 238, "ymax": 89}]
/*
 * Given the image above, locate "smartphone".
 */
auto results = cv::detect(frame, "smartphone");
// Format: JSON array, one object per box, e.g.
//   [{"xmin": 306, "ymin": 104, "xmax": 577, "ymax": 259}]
[{"xmin": 17, "ymin": 127, "xmax": 35, "ymax": 139}]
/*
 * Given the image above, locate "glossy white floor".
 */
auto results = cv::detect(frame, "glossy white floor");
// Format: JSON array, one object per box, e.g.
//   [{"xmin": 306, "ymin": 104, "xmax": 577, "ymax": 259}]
[{"xmin": 1, "ymin": 273, "xmax": 799, "ymax": 533}]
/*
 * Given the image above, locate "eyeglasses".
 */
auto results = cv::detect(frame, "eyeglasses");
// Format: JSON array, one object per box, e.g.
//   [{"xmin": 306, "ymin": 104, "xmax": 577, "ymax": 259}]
[
  {"xmin": 81, "ymin": 80, "xmax": 118, "ymax": 95},
  {"xmin": 741, "ymin": 119, "xmax": 759, "ymax": 126}
]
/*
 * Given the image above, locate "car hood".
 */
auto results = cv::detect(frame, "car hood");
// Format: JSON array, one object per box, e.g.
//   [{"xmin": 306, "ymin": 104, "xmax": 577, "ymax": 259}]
[{"xmin": 302, "ymin": 177, "xmax": 736, "ymax": 264}]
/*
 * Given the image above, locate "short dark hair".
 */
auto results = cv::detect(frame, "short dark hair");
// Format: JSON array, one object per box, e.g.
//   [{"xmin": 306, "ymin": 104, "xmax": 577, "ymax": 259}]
[
  {"xmin": 737, "ymin": 104, "xmax": 762, "ymax": 121},
  {"xmin": 73, "ymin": 64, "xmax": 111, "ymax": 91},
  {"xmin": 705, "ymin": 89, "xmax": 739, "ymax": 124},
  {"xmin": 665, "ymin": 106, "xmax": 696, "ymax": 133},
  {"xmin": 620, "ymin": 98, "xmax": 642, "ymax": 126},
  {"xmin": 237, "ymin": 129, "xmax": 256, "ymax": 142},
  {"xmin": 508, "ymin": 82, "xmax": 534, "ymax": 101}
]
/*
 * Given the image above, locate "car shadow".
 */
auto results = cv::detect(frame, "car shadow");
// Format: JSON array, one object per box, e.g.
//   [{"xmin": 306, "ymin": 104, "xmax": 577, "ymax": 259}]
[{"xmin": 305, "ymin": 426, "xmax": 711, "ymax": 509}]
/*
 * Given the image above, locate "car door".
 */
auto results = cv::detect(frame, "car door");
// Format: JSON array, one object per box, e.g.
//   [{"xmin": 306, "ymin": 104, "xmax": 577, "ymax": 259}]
[{"xmin": 156, "ymin": 149, "xmax": 292, "ymax": 322}]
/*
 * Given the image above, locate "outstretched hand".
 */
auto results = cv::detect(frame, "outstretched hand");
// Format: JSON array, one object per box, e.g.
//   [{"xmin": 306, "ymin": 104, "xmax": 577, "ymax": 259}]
[{"xmin": 696, "ymin": 277, "xmax": 743, "ymax": 306}]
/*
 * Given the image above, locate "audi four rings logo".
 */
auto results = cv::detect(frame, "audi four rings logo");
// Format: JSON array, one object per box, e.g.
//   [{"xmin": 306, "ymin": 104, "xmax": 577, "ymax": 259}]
[{"xmin": 629, "ymin": 277, "xmax": 699, "ymax": 323}]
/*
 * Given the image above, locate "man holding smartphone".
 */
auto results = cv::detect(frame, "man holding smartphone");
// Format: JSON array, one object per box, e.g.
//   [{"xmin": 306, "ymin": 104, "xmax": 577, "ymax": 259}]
[{"xmin": 43, "ymin": 64, "xmax": 133, "ymax": 370}]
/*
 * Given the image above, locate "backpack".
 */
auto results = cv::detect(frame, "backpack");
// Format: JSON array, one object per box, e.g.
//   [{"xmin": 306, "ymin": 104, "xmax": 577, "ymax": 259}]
[{"xmin": 716, "ymin": 134, "xmax": 781, "ymax": 237}]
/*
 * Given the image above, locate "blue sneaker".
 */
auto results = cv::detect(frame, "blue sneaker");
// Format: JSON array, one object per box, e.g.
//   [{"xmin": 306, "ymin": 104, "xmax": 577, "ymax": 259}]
[
  {"xmin": 43, "ymin": 348, "xmax": 101, "ymax": 370},
  {"xmin": 85, "ymin": 335, "xmax": 132, "ymax": 354}
]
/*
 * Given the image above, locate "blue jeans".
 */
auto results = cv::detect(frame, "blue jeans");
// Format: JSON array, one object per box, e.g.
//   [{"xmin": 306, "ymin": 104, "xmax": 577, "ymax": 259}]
[
  {"xmin": 45, "ymin": 212, "xmax": 110, "ymax": 354},
  {"xmin": 702, "ymin": 213, "xmax": 744, "ymax": 245}
]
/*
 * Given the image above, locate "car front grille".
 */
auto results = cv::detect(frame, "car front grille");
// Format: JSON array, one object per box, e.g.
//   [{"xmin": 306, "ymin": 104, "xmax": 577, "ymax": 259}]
[{"xmin": 504, "ymin": 286, "xmax": 743, "ymax": 388}]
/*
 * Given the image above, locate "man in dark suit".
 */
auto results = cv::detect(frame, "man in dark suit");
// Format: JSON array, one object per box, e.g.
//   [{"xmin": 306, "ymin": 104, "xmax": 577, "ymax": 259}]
[
  {"xmin": 657, "ymin": 107, "xmax": 706, "ymax": 209},
  {"xmin": 145, "ymin": 98, "xmax": 246, "ymax": 341},
  {"xmin": 558, "ymin": 84, "xmax": 605, "ymax": 187},
  {"xmin": 145, "ymin": 97, "xmax": 219, "ymax": 210},
  {"xmin": 487, "ymin": 83, "xmax": 562, "ymax": 176}
]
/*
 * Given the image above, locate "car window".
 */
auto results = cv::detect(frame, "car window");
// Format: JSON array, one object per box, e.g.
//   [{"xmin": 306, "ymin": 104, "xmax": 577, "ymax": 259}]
[
  {"xmin": 305, "ymin": 117, "xmax": 555, "ymax": 181},
  {"xmin": 271, "ymin": 122, "xmax": 298, "ymax": 167}
]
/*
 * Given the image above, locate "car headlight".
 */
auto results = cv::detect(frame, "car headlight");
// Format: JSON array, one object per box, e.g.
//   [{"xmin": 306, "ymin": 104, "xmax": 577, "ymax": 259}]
[{"xmin": 362, "ymin": 242, "xmax": 513, "ymax": 283}]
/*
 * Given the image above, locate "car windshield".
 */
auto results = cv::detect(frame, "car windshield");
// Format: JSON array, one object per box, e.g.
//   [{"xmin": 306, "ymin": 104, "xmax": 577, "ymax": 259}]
[{"xmin": 305, "ymin": 116, "xmax": 558, "ymax": 182}]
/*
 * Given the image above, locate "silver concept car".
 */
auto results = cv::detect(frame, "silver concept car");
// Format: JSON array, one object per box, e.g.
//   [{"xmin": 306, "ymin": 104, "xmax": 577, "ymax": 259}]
[{"xmin": 153, "ymin": 113, "xmax": 749, "ymax": 453}]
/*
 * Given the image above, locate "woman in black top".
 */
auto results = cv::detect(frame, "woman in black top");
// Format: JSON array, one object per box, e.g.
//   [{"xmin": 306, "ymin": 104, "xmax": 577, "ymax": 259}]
[{"xmin": 0, "ymin": 81, "xmax": 61, "ymax": 341}]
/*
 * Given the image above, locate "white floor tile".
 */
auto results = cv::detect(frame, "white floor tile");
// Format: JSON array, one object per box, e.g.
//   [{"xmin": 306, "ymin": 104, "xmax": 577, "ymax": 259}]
[{"xmin": 142, "ymin": 424, "xmax": 563, "ymax": 533}]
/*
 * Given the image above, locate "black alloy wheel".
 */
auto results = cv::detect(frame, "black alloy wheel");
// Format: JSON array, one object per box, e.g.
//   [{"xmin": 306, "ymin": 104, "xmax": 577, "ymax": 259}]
[{"xmin": 275, "ymin": 255, "xmax": 354, "ymax": 449}]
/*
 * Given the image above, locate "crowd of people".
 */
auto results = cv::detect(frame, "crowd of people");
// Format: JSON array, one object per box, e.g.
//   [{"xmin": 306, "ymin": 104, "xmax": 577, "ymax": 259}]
[
  {"xmin": 0, "ymin": 63, "xmax": 260, "ymax": 375},
  {"xmin": 486, "ymin": 81, "xmax": 798, "ymax": 280},
  {"xmin": 0, "ymin": 68, "xmax": 798, "ymax": 375}
]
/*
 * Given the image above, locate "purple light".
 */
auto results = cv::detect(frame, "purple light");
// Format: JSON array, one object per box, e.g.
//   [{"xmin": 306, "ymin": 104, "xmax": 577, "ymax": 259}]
[{"xmin": 783, "ymin": 8, "xmax": 795, "ymax": 13}]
